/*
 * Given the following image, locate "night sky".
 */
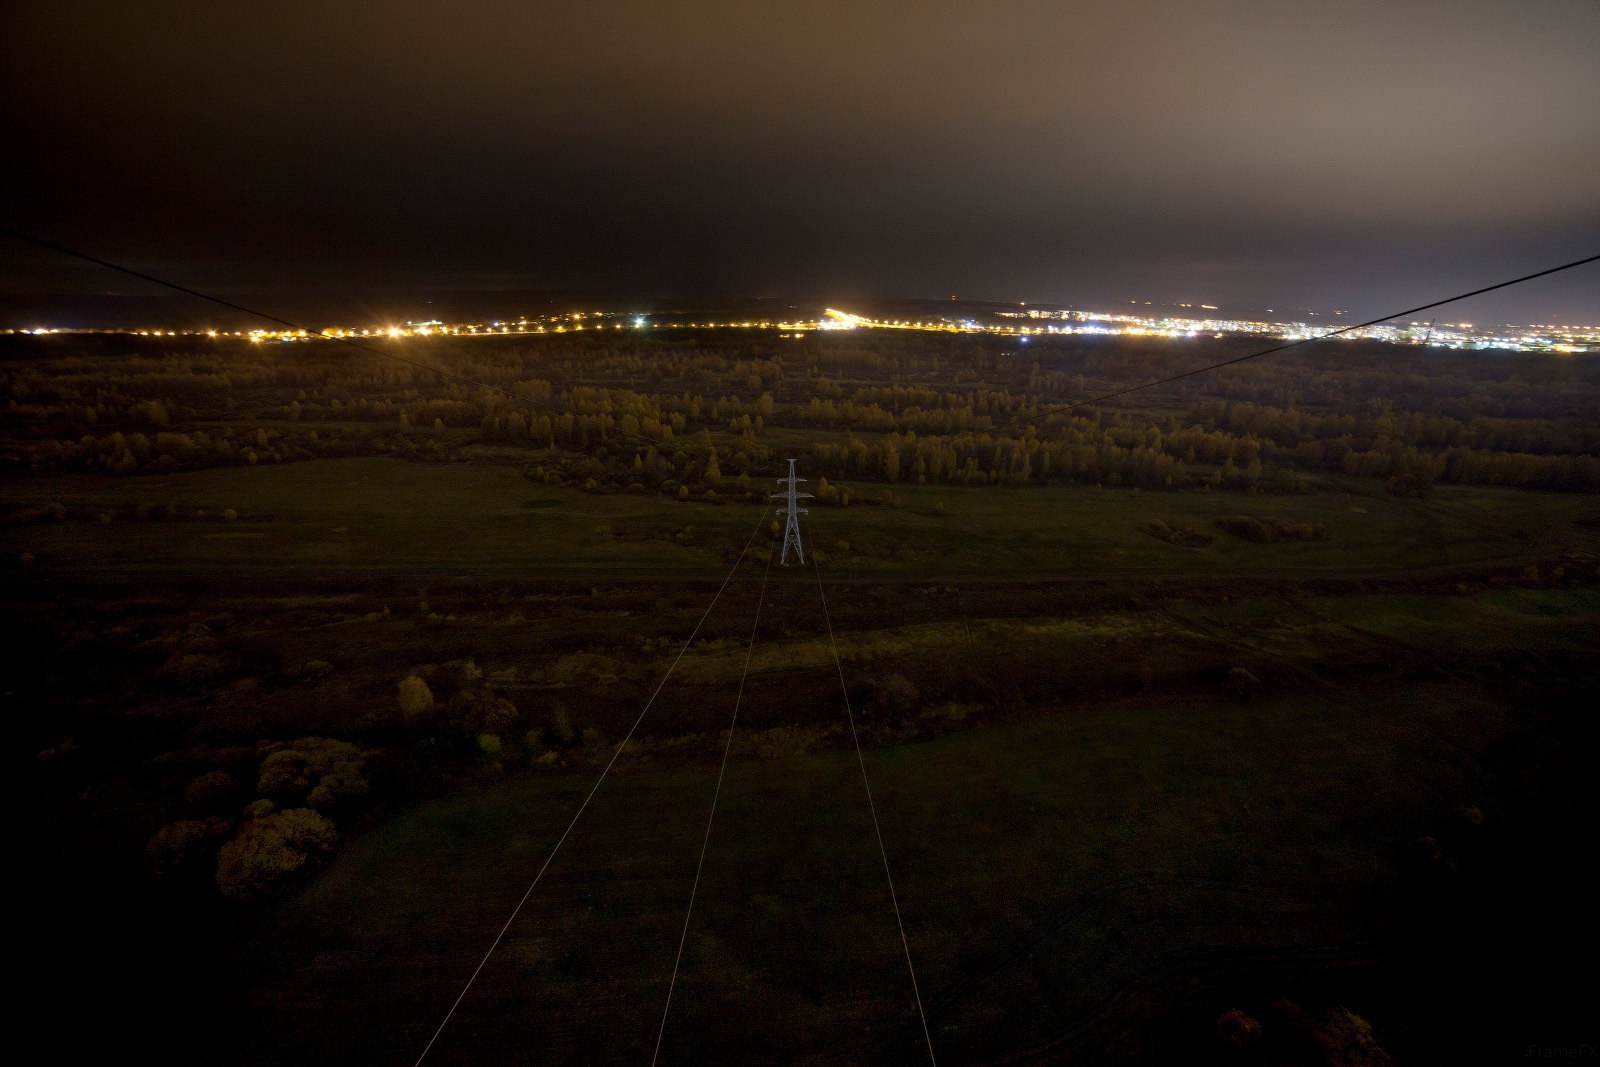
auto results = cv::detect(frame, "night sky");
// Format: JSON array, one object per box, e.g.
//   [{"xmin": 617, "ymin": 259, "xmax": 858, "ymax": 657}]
[{"xmin": 3, "ymin": 0, "xmax": 1597, "ymax": 326}]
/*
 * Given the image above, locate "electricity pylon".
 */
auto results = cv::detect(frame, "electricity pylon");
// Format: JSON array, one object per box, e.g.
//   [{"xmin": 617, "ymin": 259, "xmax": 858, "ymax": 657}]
[{"xmin": 772, "ymin": 458, "xmax": 812, "ymax": 566}]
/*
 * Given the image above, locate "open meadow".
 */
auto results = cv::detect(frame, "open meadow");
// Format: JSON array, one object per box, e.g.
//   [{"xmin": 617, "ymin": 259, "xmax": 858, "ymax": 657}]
[
  {"xmin": 8, "ymin": 328, "xmax": 1599, "ymax": 1064},
  {"xmin": 5, "ymin": 454, "xmax": 1593, "ymax": 580}
]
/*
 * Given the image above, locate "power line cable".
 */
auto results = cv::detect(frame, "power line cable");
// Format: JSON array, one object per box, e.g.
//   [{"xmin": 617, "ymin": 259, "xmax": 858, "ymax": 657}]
[
  {"xmin": 14, "ymin": 224, "xmax": 1592, "ymax": 1059},
  {"xmin": 0, "ymin": 225, "xmax": 853, "ymax": 1058},
  {"xmin": 812, "ymin": 555, "xmax": 937, "ymax": 1065},
  {"xmin": 412, "ymin": 512, "xmax": 768, "ymax": 1066},
  {"xmin": 985, "ymin": 252, "xmax": 1599, "ymax": 433},
  {"xmin": 651, "ymin": 539, "xmax": 776, "ymax": 1065},
  {"xmin": 0, "ymin": 224, "xmax": 678, "ymax": 455},
  {"xmin": 1066, "ymin": 252, "xmax": 1598, "ymax": 409},
  {"xmin": 10, "ymin": 226, "xmax": 1589, "ymax": 444}
]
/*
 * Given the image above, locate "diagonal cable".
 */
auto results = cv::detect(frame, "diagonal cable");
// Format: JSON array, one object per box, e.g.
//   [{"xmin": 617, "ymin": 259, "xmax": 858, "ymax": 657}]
[
  {"xmin": 979, "ymin": 251, "xmax": 1599, "ymax": 436},
  {"xmin": 651, "ymin": 539, "xmax": 776, "ymax": 1064},
  {"xmin": 812, "ymin": 556, "xmax": 937, "ymax": 1065},
  {"xmin": 1064, "ymin": 251, "xmax": 1599, "ymax": 411},
  {"xmin": 0, "ymin": 223, "xmax": 676, "ymax": 454},
  {"xmin": 412, "ymin": 511, "xmax": 768, "ymax": 1066}
]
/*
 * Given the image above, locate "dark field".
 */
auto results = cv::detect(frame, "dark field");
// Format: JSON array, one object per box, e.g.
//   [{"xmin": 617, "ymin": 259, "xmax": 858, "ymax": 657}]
[
  {"xmin": 5, "ymin": 454, "xmax": 1593, "ymax": 579},
  {"xmin": 8, "ymin": 328, "xmax": 1599, "ymax": 1065}
]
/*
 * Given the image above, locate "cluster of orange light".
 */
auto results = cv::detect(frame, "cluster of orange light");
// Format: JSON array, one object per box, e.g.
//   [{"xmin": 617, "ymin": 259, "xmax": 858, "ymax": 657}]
[{"xmin": 6, "ymin": 307, "xmax": 1594, "ymax": 351}]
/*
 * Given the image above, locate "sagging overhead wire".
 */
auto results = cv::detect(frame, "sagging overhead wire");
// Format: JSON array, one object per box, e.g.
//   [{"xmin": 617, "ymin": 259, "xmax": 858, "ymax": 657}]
[
  {"xmin": 652, "ymin": 539, "xmax": 776, "ymax": 1065},
  {"xmin": 985, "ymin": 251, "xmax": 1600, "ymax": 436},
  {"xmin": 812, "ymin": 553, "xmax": 938, "ymax": 1065},
  {"xmin": 8, "ymin": 224, "xmax": 1592, "ymax": 438},
  {"xmin": 0, "ymin": 224, "xmax": 679, "ymax": 456},
  {"xmin": 1064, "ymin": 252, "xmax": 1599, "ymax": 411},
  {"xmin": 411, "ymin": 511, "xmax": 769, "ymax": 1066}
]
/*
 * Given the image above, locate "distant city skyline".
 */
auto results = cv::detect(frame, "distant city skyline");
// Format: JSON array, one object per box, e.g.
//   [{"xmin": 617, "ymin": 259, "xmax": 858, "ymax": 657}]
[
  {"xmin": 10, "ymin": 297, "xmax": 1594, "ymax": 355},
  {"xmin": 2, "ymin": 254, "xmax": 1596, "ymax": 335}
]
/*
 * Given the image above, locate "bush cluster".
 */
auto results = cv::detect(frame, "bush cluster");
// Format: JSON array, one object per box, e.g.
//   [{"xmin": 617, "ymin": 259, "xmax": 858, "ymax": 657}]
[
  {"xmin": 1139, "ymin": 519, "xmax": 1215, "ymax": 547},
  {"xmin": 1213, "ymin": 515, "xmax": 1324, "ymax": 543}
]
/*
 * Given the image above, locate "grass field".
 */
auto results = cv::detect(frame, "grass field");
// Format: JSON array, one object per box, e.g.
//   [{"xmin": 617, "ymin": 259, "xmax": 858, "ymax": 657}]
[
  {"xmin": 11, "ymin": 450, "xmax": 1598, "ymax": 1065},
  {"xmin": 6, "ymin": 455, "xmax": 1594, "ymax": 578},
  {"xmin": 199, "ymin": 562, "xmax": 1591, "ymax": 1065},
  {"xmin": 248, "ymin": 677, "xmax": 1549, "ymax": 1065}
]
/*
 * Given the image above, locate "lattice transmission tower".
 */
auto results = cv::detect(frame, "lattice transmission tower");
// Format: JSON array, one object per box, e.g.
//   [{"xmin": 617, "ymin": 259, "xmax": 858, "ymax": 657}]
[{"xmin": 772, "ymin": 458, "xmax": 812, "ymax": 565}]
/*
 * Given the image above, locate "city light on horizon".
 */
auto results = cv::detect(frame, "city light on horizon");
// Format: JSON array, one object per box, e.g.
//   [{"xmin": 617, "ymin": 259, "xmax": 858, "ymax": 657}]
[{"xmin": 7, "ymin": 301, "xmax": 1595, "ymax": 353}]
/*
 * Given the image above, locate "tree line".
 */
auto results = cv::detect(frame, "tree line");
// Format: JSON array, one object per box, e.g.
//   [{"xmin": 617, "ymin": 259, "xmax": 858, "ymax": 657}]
[{"xmin": 4, "ymin": 330, "xmax": 1598, "ymax": 495}]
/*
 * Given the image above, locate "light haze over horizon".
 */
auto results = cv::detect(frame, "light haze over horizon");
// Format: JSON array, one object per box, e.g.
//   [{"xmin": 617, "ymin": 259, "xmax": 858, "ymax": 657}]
[{"xmin": 3, "ymin": 0, "xmax": 1596, "ymax": 325}]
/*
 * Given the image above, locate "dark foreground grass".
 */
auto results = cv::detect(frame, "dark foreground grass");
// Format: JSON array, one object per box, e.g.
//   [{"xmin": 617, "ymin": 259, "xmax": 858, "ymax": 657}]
[
  {"xmin": 248, "ymin": 675, "xmax": 1528, "ymax": 1065},
  {"xmin": 10, "ymin": 455, "xmax": 1596, "ymax": 1065}
]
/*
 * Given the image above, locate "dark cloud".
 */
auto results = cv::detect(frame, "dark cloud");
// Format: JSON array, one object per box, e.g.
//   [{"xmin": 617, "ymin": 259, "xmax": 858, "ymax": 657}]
[{"xmin": 3, "ymin": 0, "xmax": 1597, "ymax": 322}]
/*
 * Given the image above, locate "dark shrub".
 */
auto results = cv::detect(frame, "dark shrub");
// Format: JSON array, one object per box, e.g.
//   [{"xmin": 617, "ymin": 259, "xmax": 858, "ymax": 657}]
[
  {"xmin": 1215, "ymin": 516, "xmax": 1324, "ymax": 543},
  {"xmin": 215, "ymin": 808, "xmax": 337, "ymax": 902},
  {"xmin": 1140, "ymin": 519, "xmax": 1214, "ymax": 547},
  {"xmin": 256, "ymin": 737, "xmax": 369, "ymax": 811}
]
